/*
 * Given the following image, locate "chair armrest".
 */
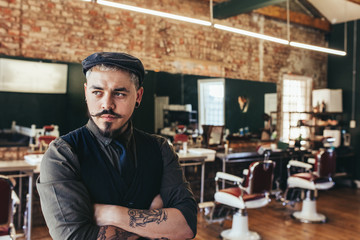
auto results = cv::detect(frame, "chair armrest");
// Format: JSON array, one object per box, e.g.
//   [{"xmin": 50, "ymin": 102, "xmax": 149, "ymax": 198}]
[
  {"xmin": 307, "ymin": 158, "xmax": 316, "ymax": 165},
  {"xmin": 214, "ymin": 191, "xmax": 245, "ymax": 209},
  {"xmin": 12, "ymin": 190, "xmax": 20, "ymax": 205},
  {"xmin": 215, "ymin": 172, "xmax": 244, "ymax": 184},
  {"xmin": 287, "ymin": 160, "xmax": 313, "ymax": 170}
]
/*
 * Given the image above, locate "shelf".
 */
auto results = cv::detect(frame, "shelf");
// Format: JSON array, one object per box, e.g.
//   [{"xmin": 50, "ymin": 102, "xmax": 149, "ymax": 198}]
[
  {"xmin": 163, "ymin": 109, "xmax": 198, "ymax": 127},
  {"xmin": 290, "ymin": 124, "xmax": 340, "ymax": 128},
  {"xmin": 286, "ymin": 111, "xmax": 344, "ymax": 149}
]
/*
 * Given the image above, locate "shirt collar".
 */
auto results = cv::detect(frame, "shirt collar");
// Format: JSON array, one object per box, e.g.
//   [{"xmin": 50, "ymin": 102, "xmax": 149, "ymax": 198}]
[{"xmin": 86, "ymin": 119, "xmax": 133, "ymax": 147}]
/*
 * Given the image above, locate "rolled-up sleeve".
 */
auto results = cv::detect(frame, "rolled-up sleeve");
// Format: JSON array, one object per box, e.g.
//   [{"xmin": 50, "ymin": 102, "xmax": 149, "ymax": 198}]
[
  {"xmin": 157, "ymin": 138, "xmax": 198, "ymax": 237},
  {"xmin": 36, "ymin": 139, "xmax": 99, "ymax": 240}
]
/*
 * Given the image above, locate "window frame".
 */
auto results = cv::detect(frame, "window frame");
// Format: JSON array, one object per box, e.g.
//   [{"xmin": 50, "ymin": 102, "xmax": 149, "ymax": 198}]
[
  {"xmin": 197, "ymin": 78, "xmax": 225, "ymax": 133},
  {"xmin": 280, "ymin": 74, "xmax": 313, "ymax": 143}
]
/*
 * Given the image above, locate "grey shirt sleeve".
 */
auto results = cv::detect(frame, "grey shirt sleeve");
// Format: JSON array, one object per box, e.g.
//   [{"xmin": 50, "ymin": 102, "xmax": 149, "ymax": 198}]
[
  {"xmin": 36, "ymin": 138, "xmax": 99, "ymax": 240},
  {"xmin": 157, "ymin": 138, "xmax": 198, "ymax": 237}
]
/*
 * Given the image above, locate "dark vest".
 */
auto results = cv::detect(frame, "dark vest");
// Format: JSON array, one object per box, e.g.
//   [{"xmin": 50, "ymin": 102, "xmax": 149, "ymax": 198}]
[{"xmin": 61, "ymin": 126, "xmax": 163, "ymax": 209}]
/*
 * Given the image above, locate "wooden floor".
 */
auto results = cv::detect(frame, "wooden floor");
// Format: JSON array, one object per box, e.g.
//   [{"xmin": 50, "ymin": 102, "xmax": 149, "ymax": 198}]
[{"xmin": 21, "ymin": 186, "xmax": 360, "ymax": 240}]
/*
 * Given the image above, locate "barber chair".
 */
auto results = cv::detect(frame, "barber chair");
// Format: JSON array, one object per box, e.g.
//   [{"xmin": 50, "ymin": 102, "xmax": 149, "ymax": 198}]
[
  {"xmin": 173, "ymin": 133, "xmax": 188, "ymax": 143},
  {"xmin": 29, "ymin": 125, "xmax": 58, "ymax": 152},
  {"xmin": 213, "ymin": 159, "xmax": 275, "ymax": 240},
  {"xmin": 39, "ymin": 125, "xmax": 58, "ymax": 151},
  {"xmin": 0, "ymin": 175, "xmax": 19, "ymax": 240},
  {"xmin": 284, "ymin": 138, "xmax": 336, "ymax": 223},
  {"xmin": 38, "ymin": 135, "xmax": 56, "ymax": 152}
]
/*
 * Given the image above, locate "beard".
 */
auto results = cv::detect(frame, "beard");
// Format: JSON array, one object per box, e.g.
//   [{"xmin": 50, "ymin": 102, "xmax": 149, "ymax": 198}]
[
  {"xmin": 87, "ymin": 111, "xmax": 129, "ymax": 138},
  {"xmin": 103, "ymin": 121, "xmax": 113, "ymax": 138},
  {"xmin": 102, "ymin": 121, "xmax": 128, "ymax": 138}
]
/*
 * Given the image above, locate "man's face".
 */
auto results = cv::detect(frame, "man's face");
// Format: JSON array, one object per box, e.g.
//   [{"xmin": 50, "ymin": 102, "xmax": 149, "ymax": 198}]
[{"xmin": 84, "ymin": 69, "xmax": 143, "ymax": 136}]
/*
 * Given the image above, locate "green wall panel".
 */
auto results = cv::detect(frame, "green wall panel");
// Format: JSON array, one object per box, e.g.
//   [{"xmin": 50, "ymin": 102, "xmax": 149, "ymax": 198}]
[
  {"xmin": 132, "ymin": 71, "xmax": 156, "ymax": 133},
  {"xmin": 65, "ymin": 63, "xmax": 88, "ymax": 134},
  {"xmin": 225, "ymin": 79, "xmax": 276, "ymax": 135},
  {"xmin": 328, "ymin": 20, "xmax": 360, "ymax": 180}
]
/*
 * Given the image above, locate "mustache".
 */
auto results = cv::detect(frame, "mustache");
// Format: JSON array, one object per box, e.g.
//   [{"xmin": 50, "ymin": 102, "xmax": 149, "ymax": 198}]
[{"xmin": 90, "ymin": 109, "xmax": 123, "ymax": 118}]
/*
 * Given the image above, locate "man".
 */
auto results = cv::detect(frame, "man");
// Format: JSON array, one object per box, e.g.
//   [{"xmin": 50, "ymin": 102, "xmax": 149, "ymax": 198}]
[{"xmin": 36, "ymin": 52, "xmax": 197, "ymax": 239}]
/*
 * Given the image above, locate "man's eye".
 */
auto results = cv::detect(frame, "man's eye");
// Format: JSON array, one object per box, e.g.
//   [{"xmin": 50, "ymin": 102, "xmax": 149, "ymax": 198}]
[
  {"xmin": 114, "ymin": 92, "xmax": 125, "ymax": 97},
  {"xmin": 92, "ymin": 91, "xmax": 102, "ymax": 96}
]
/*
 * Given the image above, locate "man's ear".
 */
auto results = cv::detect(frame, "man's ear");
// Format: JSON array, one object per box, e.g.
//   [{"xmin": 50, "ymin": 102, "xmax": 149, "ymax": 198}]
[
  {"xmin": 136, "ymin": 87, "xmax": 144, "ymax": 104},
  {"xmin": 84, "ymin": 83, "xmax": 87, "ymax": 98}
]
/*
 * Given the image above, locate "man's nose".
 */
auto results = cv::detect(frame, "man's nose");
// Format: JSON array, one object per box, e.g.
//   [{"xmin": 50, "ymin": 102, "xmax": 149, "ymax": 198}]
[{"xmin": 102, "ymin": 94, "xmax": 115, "ymax": 110}]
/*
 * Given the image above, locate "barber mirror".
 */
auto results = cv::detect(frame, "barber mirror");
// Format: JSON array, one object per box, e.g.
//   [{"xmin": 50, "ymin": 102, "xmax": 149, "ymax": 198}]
[{"xmin": 202, "ymin": 125, "xmax": 224, "ymax": 147}]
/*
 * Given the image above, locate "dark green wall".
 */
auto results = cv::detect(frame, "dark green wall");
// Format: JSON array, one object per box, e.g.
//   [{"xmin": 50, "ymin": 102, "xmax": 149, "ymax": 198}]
[
  {"xmin": 328, "ymin": 20, "xmax": 360, "ymax": 179},
  {"xmin": 0, "ymin": 61, "xmax": 88, "ymax": 135},
  {"xmin": 65, "ymin": 63, "xmax": 88, "ymax": 133},
  {"xmin": 0, "ymin": 58, "xmax": 276, "ymax": 137},
  {"xmin": 225, "ymin": 79, "xmax": 276, "ymax": 135},
  {"xmin": 0, "ymin": 91, "xmax": 68, "ymax": 131},
  {"xmin": 141, "ymin": 71, "xmax": 276, "ymax": 135}
]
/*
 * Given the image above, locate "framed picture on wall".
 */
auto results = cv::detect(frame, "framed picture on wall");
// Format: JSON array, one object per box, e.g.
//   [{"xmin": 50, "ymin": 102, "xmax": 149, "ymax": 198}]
[
  {"xmin": 0, "ymin": 58, "xmax": 68, "ymax": 94},
  {"xmin": 202, "ymin": 125, "xmax": 224, "ymax": 147}
]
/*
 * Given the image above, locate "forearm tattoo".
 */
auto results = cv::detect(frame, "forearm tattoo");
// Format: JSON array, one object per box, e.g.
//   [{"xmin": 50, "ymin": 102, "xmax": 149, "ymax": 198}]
[
  {"xmin": 97, "ymin": 226, "xmax": 134, "ymax": 240},
  {"xmin": 128, "ymin": 209, "xmax": 168, "ymax": 228}
]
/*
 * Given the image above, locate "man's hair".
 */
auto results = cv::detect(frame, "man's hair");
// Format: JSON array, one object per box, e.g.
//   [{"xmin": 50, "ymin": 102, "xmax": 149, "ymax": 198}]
[{"xmin": 86, "ymin": 64, "xmax": 140, "ymax": 89}]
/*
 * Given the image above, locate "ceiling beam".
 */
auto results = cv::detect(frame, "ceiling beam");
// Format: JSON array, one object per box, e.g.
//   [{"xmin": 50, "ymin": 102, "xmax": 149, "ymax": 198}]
[
  {"xmin": 200, "ymin": 0, "xmax": 228, "ymax": 3},
  {"xmin": 348, "ymin": 0, "xmax": 360, "ymax": 5},
  {"xmin": 213, "ymin": 0, "xmax": 286, "ymax": 19},
  {"xmin": 254, "ymin": 5, "xmax": 331, "ymax": 32},
  {"xmin": 295, "ymin": 0, "xmax": 324, "ymax": 18}
]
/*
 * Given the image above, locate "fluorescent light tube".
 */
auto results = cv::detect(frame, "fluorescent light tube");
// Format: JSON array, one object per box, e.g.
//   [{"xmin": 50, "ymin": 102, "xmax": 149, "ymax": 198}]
[
  {"xmin": 214, "ymin": 24, "xmax": 289, "ymax": 45},
  {"xmin": 290, "ymin": 41, "xmax": 346, "ymax": 56},
  {"xmin": 81, "ymin": 1, "xmax": 346, "ymax": 56},
  {"xmin": 95, "ymin": 0, "xmax": 211, "ymax": 26}
]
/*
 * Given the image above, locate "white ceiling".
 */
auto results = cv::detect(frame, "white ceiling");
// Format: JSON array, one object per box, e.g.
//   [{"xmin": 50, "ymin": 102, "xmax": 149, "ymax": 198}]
[{"xmin": 308, "ymin": 0, "xmax": 360, "ymax": 24}]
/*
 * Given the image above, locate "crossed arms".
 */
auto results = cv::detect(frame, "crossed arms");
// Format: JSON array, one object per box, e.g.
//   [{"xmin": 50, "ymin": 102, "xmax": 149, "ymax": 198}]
[
  {"xmin": 95, "ymin": 193, "xmax": 194, "ymax": 239},
  {"xmin": 37, "ymin": 138, "xmax": 197, "ymax": 240},
  {"xmin": 95, "ymin": 197, "xmax": 194, "ymax": 239}
]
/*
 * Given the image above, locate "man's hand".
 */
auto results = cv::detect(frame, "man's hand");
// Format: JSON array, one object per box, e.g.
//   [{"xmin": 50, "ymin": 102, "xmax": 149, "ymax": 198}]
[
  {"xmin": 149, "ymin": 194, "xmax": 163, "ymax": 209},
  {"xmin": 95, "ymin": 205, "xmax": 139, "ymax": 239}
]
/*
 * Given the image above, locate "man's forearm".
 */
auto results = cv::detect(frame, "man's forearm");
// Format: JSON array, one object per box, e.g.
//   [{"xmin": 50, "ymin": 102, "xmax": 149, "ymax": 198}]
[
  {"xmin": 94, "ymin": 205, "xmax": 193, "ymax": 239},
  {"xmin": 97, "ymin": 225, "xmax": 139, "ymax": 240}
]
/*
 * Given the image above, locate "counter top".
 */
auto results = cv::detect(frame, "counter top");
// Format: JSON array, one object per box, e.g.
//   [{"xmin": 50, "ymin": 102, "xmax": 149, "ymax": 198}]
[
  {"xmin": 177, "ymin": 152, "xmax": 207, "ymax": 161},
  {"xmin": 0, "ymin": 160, "xmax": 37, "ymax": 172}
]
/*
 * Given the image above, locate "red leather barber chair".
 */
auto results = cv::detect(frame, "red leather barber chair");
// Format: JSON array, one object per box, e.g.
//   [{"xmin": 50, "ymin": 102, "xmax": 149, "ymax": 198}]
[
  {"xmin": 213, "ymin": 159, "xmax": 276, "ymax": 240},
  {"xmin": 286, "ymin": 138, "xmax": 336, "ymax": 223}
]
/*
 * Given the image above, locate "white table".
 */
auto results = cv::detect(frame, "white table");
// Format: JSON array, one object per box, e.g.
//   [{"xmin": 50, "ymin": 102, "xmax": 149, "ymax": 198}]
[
  {"xmin": 177, "ymin": 152, "xmax": 207, "ymax": 203},
  {"xmin": 0, "ymin": 161, "xmax": 36, "ymax": 240}
]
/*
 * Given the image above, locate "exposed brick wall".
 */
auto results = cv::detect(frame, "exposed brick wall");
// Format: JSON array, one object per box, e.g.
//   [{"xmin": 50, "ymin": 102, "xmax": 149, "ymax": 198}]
[{"xmin": 0, "ymin": 0, "xmax": 327, "ymax": 86}]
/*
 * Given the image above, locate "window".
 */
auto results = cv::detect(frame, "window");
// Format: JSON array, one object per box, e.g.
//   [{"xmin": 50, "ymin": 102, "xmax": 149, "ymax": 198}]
[
  {"xmin": 281, "ymin": 74, "xmax": 312, "ymax": 143},
  {"xmin": 198, "ymin": 79, "xmax": 225, "ymax": 132}
]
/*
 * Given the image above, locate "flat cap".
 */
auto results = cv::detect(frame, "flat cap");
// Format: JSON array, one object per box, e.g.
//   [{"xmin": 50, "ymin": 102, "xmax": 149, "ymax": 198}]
[{"xmin": 82, "ymin": 52, "xmax": 145, "ymax": 86}]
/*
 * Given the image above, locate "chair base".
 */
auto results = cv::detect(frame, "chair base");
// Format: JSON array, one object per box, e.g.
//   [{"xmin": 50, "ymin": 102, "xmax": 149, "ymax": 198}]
[
  {"xmin": 0, "ymin": 226, "xmax": 16, "ymax": 240},
  {"xmin": 221, "ymin": 229, "xmax": 260, "ymax": 240},
  {"xmin": 220, "ymin": 211, "xmax": 261, "ymax": 240},
  {"xmin": 291, "ymin": 197, "xmax": 327, "ymax": 223}
]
